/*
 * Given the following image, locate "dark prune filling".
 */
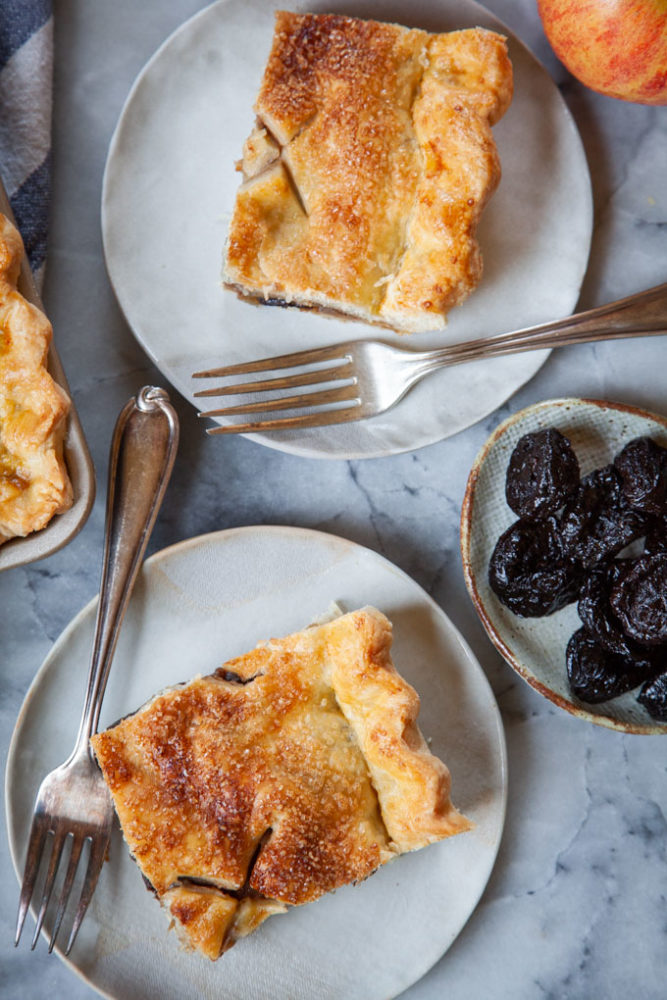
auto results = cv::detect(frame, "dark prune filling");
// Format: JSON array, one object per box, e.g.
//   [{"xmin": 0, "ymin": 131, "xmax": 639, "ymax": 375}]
[
  {"xmin": 638, "ymin": 672, "xmax": 667, "ymax": 721},
  {"xmin": 560, "ymin": 465, "xmax": 648, "ymax": 569},
  {"xmin": 614, "ymin": 436, "xmax": 667, "ymax": 515},
  {"xmin": 489, "ymin": 516, "xmax": 582, "ymax": 617},
  {"xmin": 215, "ymin": 668, "xmax": 261, "ymax": 685},
  {"xmin": 566, "ymin": 628, "xmax": 657, "ymax": 704},
  {"xmin": 505, "ymin": 428, "xmax": 580, "ymax": 519},
  {"xmin": 610, "ymin": 552, "xmax": 667, "ymax": 646},
  {"xmin": 261, "ymin": 297, "xmax": 290, "ymax": 308},
  {"xmin": 142, "ymin": 873, "xmax": 158, "ymax": 896}
]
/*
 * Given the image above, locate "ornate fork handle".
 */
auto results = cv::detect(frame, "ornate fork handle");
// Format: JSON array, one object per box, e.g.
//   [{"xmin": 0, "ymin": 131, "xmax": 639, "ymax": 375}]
[
  {"xmin": 14, "ymin": 386, "xmax": 179, "ymax": 956},
  {"xmin": 408, "ymin": 282, "xmax": 667, "ymax": 377},
  {"xmin": 71, "ymin": 386, "xmax": 179, "ymax": 760}
]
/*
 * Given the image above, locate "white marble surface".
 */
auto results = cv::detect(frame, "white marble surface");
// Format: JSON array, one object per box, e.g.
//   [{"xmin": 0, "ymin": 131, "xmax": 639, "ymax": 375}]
[{"xmin": 1, "ymin": 1, "xmax": 666, "ymax": 997}]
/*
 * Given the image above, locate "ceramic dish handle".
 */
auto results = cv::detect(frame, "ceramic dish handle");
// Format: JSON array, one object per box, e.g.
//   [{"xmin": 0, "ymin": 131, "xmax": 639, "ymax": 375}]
[{"xmin": 73, "ymin": 386, "xmax": 179, "ymax": 753}]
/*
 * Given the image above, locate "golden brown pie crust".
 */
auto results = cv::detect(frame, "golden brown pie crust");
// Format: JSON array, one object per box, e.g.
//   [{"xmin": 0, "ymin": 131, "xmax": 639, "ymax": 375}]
[
  {"xmin": 224, "ymin": 12, "xmax": 513, "ymax": 333},
  {"xmin": 0, "ymin": 213, "xmax": 72, "ymax": 544},
  {"xmin": 92, "ymin": 607, "xmax": 471, "ymax": 958}
]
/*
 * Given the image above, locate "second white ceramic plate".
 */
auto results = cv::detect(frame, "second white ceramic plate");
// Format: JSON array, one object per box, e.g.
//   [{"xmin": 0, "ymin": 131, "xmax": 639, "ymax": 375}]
[
  {"xmin": 6, "ymin": 526, "xmax": 506, "ymax": 1000},
  {"xmin": 102, "ymin": 0, "xmax": 592, "ymax": 459}
]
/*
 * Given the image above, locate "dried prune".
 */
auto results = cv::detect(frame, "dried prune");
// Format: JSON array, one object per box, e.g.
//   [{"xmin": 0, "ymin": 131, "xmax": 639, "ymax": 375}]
[
  {"xmin": 505, "ymin": 428, "xmax": 580, "ymax": 519},
  {"xmin": 560, "ymin": 465, "xmax": 648, "ymax": 568},
  {"xmin": 644, "ymin": 513, "xmax": 667, "ymax": 555},
  {"xmin": 566, "ymin": 628, "xmax": 655, "ymax": 704},
  {"xmin": 578, "ymin": 562, "xmax": 637, "ymax": 658},
  {"xmin": 489, "ymin": 516, "xmax": 582, "ymax": 617},
  {"xmin": 610, "ymin": 552, "xmax": 667, "ymax": 646},
  {"xmin": 637, "ymin": 672, "xmax": 667, "ymax": 721},
  {"xmin": 614, "ymin": 436, "xmax": 666, "ymax": 515}
]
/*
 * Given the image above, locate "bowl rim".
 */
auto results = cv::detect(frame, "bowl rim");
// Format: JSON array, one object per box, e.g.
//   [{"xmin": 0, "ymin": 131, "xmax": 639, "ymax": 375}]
[{"xmin": 460, "ymin": 396, "xmax": 667, "ymax": 735}]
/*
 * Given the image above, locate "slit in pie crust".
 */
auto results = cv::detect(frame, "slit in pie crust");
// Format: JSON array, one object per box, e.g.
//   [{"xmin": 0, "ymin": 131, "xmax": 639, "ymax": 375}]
[
  {"xmin": 0, "ymin": 214, "xmax": 72, "ymax": 545},
  {"xmin": 223, "ymin": 11, "xmax": 513, "ymax": 333},
  {"xmin": 91, "ymin": 607, "xmax": 472, "ymax": 958}
]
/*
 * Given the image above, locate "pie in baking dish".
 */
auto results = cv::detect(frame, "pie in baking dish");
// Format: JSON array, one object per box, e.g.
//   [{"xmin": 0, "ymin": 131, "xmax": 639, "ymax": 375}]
[
  {"xmin": 0, "ymin": 213, "xmax": 72, "ymax": 545},
  {"xmin": 91, "ymin": 606, "xmax": 471, "ymax": 958},
  {"xmin": 223, "ymin": 11, "xmax": 513, "ymax": 333}
]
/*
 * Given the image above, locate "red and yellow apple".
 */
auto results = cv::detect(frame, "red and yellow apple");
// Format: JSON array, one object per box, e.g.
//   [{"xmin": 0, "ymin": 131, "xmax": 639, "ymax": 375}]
[{"xmin": 537, "ymin": 0, "xmax": 667, "ymax": 104}]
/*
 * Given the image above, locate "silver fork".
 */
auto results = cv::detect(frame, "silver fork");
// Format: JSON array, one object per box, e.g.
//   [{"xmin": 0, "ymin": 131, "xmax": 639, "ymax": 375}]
[
  {"xmin": 15, "ymin": 386, "xmax": 179, "ymax": 955},
  {"xmin": 194, "ymin": 282, "xmax": 667, "ymax": 434}
]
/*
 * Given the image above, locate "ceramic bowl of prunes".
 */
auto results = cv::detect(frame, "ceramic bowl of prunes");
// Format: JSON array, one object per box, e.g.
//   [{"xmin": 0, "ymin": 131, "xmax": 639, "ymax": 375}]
[{"xmin": 461, "ymin": 398, "xmax": 667, "ymax": 733}]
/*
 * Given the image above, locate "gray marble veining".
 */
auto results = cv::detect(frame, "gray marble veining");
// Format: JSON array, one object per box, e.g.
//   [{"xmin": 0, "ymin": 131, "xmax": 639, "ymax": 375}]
[{"xmin": 1, "ymin": 1, "xmax": 666, "ymax": 997}]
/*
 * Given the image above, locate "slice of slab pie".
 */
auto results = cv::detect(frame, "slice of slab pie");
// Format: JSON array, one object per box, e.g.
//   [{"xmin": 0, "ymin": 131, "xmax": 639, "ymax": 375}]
[
  {"xmin": 91, "ymin": 607, "xmax": 471, "ymax": 958},
  {"xmin": 0, "ymin": 213, "xmax": 72, "ymax": 544},
  {"xmin": 223, "ymin": 11, "xmax": 513, "ymax": 333}
]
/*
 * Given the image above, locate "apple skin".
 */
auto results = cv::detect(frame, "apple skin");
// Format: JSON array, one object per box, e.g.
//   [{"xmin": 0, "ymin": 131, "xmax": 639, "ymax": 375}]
[{"xmin": 537, "ymin": 0, "xmax": 667, "ymax": 104}]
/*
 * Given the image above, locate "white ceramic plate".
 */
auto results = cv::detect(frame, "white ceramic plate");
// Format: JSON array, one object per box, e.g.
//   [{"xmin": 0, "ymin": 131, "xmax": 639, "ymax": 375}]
[
  {"xmin": 461, "ymin": 398, "xmax": 667, "ymax": 734},
  {"xmin": 101, "ymin": 0, "xmax": 592, "ymax": 460},
  {"xmin": 6, "ymin": 526, "xmax": 506, "ymax": 1000}
]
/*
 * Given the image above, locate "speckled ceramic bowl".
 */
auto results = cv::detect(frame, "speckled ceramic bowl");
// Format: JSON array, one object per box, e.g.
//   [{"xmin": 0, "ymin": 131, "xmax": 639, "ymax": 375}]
[{"xmin": 461, "ymin": 398, "xmax": 667, "ymax": 734}]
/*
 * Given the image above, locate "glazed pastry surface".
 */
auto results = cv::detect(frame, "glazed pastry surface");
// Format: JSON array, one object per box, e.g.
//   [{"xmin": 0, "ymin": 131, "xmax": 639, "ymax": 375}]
[
  {"xmin": 224, "ymin": 11, "xmax": 513, "ymax": 333},
  {"xmin": 92, "ymin": 607, "xmax": 471, "ymax": 957},
  {"xmin": 0, "ymin": 214, "xmax": 72, "ymax": 545}
]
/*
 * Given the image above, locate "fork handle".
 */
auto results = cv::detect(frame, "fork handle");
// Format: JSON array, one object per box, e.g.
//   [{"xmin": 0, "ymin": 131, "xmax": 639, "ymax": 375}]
[
  {"xmin": 72, "ymin": 387, "xmax": 179, "ymax": 757},
  {"xmin": 409, "ymin": 281, "xmax": 667, "ymax": 374}
]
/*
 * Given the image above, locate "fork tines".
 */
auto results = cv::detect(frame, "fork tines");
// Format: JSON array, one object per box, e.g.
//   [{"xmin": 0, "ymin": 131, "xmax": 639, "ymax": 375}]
[
  {"xmin": 15, "ymin": 814, "xmax": 108, "ymax": 955},
  {"xmin": 193, "ymin": 343, "xmax": 361, "ymax": 434},
  {"xmin": 15, "ymin": 759, "xmax": 114, "ymax": 957}
]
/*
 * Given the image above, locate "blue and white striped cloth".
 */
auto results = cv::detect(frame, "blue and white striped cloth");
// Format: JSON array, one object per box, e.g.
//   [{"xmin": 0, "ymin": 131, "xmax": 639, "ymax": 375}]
[{"xmin": 0, "ymin": 0, "xmax": 53, "ymax": 282}]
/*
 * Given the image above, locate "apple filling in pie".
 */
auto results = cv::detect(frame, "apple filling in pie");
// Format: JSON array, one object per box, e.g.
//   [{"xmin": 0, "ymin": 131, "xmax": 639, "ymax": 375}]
[
  {"xmin": 0, "ymin": 213, "xmax": 72, "ymax": 545},
  {"xmin": 224, "ymin": 11, "xmax": 513, "ymax": 333},
  {"xmin": 91, "ymin": 607, "xmax": 471, "ymax": 958}
]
